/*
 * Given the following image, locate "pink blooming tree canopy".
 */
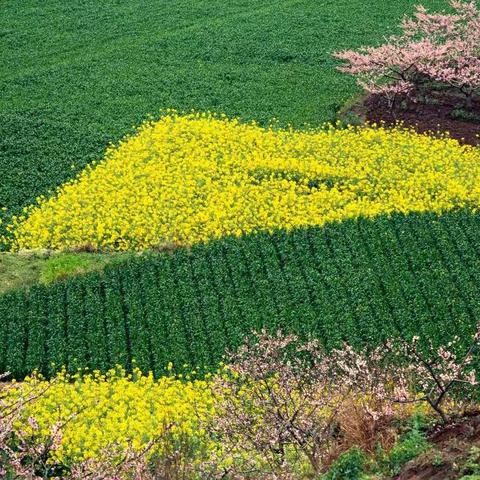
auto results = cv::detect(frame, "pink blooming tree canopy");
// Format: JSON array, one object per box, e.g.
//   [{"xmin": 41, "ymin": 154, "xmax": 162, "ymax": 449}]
[{"xmin": 334, "ymin": 1, "xmax": 480, "ymax": 109}]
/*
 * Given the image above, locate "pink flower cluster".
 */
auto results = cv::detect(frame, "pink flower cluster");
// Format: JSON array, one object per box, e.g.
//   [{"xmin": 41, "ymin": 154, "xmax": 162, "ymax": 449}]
[{"xmin": 334, "ymin": 1, "xmax": 480, "ymax": 108}]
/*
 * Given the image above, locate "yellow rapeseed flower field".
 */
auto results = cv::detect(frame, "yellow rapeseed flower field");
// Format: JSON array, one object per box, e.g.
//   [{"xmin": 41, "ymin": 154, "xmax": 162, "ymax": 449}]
[
  {"xmin": 6, "ymin": 112, "xmax": 480, "ymax": 251},
  {"xmin": 9, "ymin": 367, "xmax": 216, "ymax": 464},
  {"xmin": 7, "ymin": 367, "xmax": 426, "ymax": 468}
]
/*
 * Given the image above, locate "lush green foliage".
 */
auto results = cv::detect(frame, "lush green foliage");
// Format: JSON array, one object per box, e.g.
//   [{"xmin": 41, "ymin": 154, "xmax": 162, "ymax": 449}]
[
  {"xmin": 2, "ymin": 2, "xmax": 478, "ymax": 476},
  {"xmin": 383, "ymin": 428, "xmax": 430, "ymax": 476},
  {"xmin": 1, "ymin": 210, "xmax": 479, "ymax": 379},
  {"xmin": 0, "ymin": 0, "xmax": 446, "ymax": 239},
  {"xmin": 322, "ymin": 448, "xmax": 368, "ymax": 480}
]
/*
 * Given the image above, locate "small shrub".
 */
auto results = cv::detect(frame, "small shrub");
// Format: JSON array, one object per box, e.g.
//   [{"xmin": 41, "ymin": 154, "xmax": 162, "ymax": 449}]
[
  {"xmin": 461, "ymin": 446, "xmax": 480, "ymax": 477},
  {"xmin": 384, "ymin": 428, "xmax": 430, "ymax": 476},
  {"xmin": 322, "ymin": 448, "xmax": 368, "ymax": 480}
]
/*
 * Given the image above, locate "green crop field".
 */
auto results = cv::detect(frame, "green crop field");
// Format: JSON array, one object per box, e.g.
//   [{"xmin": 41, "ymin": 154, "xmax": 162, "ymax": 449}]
[
  {"xmin": 0, "ymin": 0, "xmax": 472, "ymax": 382},
  {"xmin": 3, "ymin": 2, "xmax": 480, "ymax": 475},
  {"xmin": 1, "ymin": 210, "xmax": 479, "ymax": 379},
  {"xmin": 0, "ymin": 0, "xmax": 445, "ymax": 234}
]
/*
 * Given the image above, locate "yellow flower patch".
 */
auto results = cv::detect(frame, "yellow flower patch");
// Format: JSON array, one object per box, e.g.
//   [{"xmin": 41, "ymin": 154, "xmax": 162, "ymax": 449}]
[
  {"xmin": 9, "ymin": 368, "xmax": 216, "ymax": 464},
  {"xmin": 7, "ymin": 112, "xmax": 480, "ymax": 251},
  {"xmin": 7, "ymin": 367, "xmax": 428, "ymax": 467}
]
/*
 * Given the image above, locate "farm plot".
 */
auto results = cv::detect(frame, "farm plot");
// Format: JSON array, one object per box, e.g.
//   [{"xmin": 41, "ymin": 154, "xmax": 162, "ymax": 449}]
[
  {"xmin": 5, "ymin": 113, "xmax": 480, "ymax": 252},
  {"xmin": 2, "ymin": 0, "xmax": 480, "ymax": 476},
  {"xmin": 1, "ymin": 210, "xmax": 479, "ymax": 379},
  {"xmin": 0, "ymin": 0, "xmax": 446, "ymax": 239}
]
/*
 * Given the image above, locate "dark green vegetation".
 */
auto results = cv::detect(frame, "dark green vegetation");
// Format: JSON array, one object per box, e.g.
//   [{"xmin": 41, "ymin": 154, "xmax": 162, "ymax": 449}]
[
  {"xmin": 1, "ymin": 210, "xmax": 478, "ymax": 379},
  {"xmin": 0, "ymin": 0, "xmax": 446, "ymax": 239}
]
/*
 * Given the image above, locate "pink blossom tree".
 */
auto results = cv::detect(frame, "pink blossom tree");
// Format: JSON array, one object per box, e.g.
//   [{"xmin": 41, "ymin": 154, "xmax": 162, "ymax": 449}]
[
  {"xmin": 331, "ymin": 324, "xmax": 480, "ymax": 424},
  {"xmin": 203, "ymin": 325, "xmax": 480, "ymax": 478},
  {"xmin": 334, "ymin": 1, "xmax": 480, "ymax": 111},
  {"xmin": 205, "ymin": 331, "xmax": 349, "ymax": 478}
]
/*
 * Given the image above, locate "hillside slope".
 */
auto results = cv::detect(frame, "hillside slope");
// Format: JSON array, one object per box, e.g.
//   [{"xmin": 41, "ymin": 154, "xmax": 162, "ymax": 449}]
[
  {"xmin": 1, "ymin": 210, "xmax": 478, "ymax": 378},
  {"xmin": 0, "ymin": 0, "xmax": 445, "ymax": 235}
]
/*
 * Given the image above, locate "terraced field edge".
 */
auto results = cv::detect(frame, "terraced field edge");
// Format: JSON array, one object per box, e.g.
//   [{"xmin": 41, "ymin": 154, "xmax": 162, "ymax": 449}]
[{"xmin": 1, "ymin": 209, "xmax": 479, "ymax": 379}]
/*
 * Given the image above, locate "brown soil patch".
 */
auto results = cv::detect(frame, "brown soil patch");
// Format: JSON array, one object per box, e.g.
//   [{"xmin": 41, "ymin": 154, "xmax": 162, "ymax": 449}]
[
  {"xmin": 395, "ymin": 414, "xmax": 480, "ymax": 480},
  {"xmin": 347, "ymin": 93, "xmax": 480, "ymax": 146}
]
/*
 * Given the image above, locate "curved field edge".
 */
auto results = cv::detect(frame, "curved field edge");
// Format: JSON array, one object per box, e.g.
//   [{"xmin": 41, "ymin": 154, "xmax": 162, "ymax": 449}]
[
  {"xmin": 0, "ymin": 0, "xmax": 447, "ymax": 244},
  {"xmin": 7, "ymin": 113, "xmax": 480, "ymax": 252},
  {"xmin": 1, "ymin": 209, "xmax": 479, "ymax": 379}
]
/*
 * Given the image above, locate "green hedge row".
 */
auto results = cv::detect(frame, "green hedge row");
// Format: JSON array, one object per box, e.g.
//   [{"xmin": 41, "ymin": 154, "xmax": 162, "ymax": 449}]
[{"xmin": 1, "ymin": 210, "xmax": 479, "ymax": 378}]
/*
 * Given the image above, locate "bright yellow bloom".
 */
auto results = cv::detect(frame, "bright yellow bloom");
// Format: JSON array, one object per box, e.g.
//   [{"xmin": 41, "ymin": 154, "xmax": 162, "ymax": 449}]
[
  {"xmin": 5, "ymin": 366, "xmax": 430, "ymax": 468},
  {"xmin": 8, "ymin": 367, "xmax": 216, "ymax": 464},
  {"xmin": 7, "ymin": 112, "xmax": 480, "ymax": 251}
]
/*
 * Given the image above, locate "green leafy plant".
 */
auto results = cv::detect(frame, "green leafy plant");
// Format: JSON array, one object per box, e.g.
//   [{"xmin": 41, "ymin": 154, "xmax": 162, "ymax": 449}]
[
  {"xmin": 385, "ymin": 428, "xmax": 430, "ymax": 476},
  {"xmin": 322, "ymin": 448, "xmax": 368, "ymax": 480},
  {"xmin": 430, "ymin": 451, "xmax": 444, "ymax": 467},
  {"xmin": 461, "ymin": 447, "xmax": 480, "ymax": 478}
]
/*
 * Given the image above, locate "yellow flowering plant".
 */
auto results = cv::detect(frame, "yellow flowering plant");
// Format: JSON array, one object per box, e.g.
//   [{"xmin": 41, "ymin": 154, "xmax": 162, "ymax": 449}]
[
  {"xmin": 7, "ymin": 367, "xmax": 217, "ymax": 466},
  {"xmin": 4, "ymin": 328, "xmax": 474, "ymax": 478},
  {"xmin": 5, "ymin": 112, "xmax": 480, "ymax": 251}
]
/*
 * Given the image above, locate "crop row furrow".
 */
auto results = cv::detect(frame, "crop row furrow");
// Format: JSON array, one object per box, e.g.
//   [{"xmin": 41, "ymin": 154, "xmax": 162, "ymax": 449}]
[{"xmin": 1, "ymin": 211, "xmax": 479, "ymax": 379}]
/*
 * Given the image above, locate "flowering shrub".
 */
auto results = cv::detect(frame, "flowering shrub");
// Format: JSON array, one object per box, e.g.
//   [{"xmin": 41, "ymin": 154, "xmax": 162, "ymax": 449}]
[
  {"xmin": 1, "ymin": 327, "xmax": 478, "ymax": 478},
  {"xmin": 332, "ymin": 325, "xmax": 480, "ymax": 423},
  {"xmin": 334, "ymin": 1, "xmax": 480, "ymax": 109},
  {"xmin": 205, "ymin": 332, "xmax": 346, "ymax": 478},
  {"xmin": 5, "ymin": 112, "xmax": 480, "ymax": 252},
  {"xmin": 203, "ymin": 332, "xmax": 427, "ymax": 479}
]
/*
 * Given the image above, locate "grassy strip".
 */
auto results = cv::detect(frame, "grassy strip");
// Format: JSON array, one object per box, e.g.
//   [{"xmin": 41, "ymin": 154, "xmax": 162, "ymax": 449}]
[
  {"xmin": 1, "ymin": 209, "xmax": 478, "ymax": 378},
  {"xmin": 0, "ymin": 251, "xmax": 131, "ymax": 294}
]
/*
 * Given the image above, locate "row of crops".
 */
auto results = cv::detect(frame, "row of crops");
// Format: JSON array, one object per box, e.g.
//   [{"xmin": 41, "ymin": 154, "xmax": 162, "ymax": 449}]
[{"xmin": 1, "ymin": 209, "xmax": 479, "ymax": 379}]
